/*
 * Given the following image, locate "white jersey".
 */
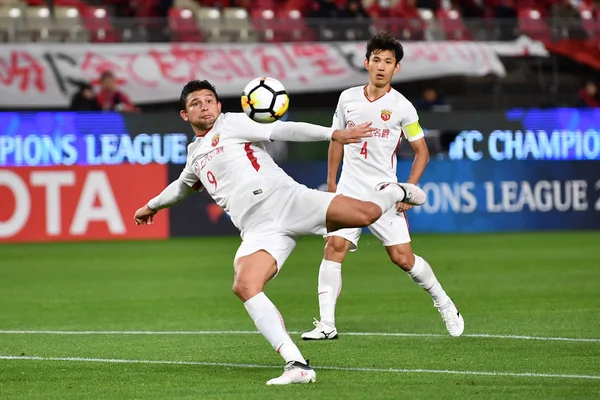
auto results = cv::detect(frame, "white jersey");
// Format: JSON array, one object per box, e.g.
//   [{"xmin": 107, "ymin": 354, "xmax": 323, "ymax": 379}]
[
  {"xmin": 178, "ymin": 137, "xmax": 205, "ymax": 191},
  {"xmin": 186, "ymin": 112, "xmax": 294, "ymax": 229},
  {"xmin": 333, "ymin": 86, "xmax": 424, "ymax": 193}
]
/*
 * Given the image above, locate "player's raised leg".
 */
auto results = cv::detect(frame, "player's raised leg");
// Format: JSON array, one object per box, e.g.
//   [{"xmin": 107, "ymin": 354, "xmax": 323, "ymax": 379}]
[
  {"xmin": 301, "ymin": 183, "xmax": 425, "ymax": 340},
  {"xmin": 233, "ymin": 250, "xmax": 316, "ymax": 385},
  {"xmin": 324, "ymin": 182, "xmax": 425, "ymax": 232},
  {"xmin": 386, "ymin": 243, "xmax": 464, "ymax": 336}
]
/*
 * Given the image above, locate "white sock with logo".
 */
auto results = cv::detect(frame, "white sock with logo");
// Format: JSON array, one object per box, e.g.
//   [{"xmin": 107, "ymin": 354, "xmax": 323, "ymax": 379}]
[
  {"xmin": 244, "ymin": 292, "xmax": 306, "ymax": 364},
  {"xmin": 317, "ymin": 259, "xmax": 342, "ymax": 326},
  {"xmin": 369, "ymin": 184, "xmax": 404, "ymax": 214},
  {"xmin": 407, "ymin": 255, "xmax": 450, "ymax": 309}
]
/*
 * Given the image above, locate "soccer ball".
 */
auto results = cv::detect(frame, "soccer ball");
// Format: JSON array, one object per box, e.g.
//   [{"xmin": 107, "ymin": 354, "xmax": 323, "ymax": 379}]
[{"xmin": 241, "ymin": 77, "xmax": 289, "ymax": 123}]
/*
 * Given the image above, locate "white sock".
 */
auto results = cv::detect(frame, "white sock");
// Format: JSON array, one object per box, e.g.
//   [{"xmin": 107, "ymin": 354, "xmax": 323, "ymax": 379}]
[
  {"xmin": 317, "ymin": 259, "xmax": 342, "ymax": 326},
  {"xmin": 369, "ymin": 184, "xmax": 404, "ymax": 214},
  {"xmin": 407, "ymin": 255, "xmax": 450, "ymax": 309},
  {"xmin": 244, "ymin": 292, "xmax": 306, "ymax": 364}
]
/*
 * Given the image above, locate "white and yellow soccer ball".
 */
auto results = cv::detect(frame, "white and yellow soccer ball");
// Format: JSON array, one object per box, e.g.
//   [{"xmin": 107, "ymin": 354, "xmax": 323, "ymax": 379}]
[{"xmin": 241, "ymin": 77, "xmax": 289, "ymax": 123}]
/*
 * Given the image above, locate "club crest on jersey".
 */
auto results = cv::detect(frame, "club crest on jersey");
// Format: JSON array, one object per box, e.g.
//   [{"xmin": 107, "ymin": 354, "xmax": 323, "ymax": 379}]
[
  {"xmin": 211, "ymin": 133, "xmax": 220, "ymax": 147},
  {"xmin": 381, "ymin": 109, "xmax": 392, "ymax": 121}
]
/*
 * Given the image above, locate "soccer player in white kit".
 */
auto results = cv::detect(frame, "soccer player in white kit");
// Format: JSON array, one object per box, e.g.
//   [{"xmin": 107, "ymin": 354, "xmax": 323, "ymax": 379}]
[
  {"xmin": 133, "ymin": 80, "xmax": 427, "ymax": 385},
  {"xmin": 302, "ymin": 33, "xmax": 465, "ymax": 341}
]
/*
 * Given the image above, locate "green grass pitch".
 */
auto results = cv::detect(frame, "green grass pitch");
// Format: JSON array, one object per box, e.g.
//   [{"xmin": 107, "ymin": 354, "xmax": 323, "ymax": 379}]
[{"xmin": 1, "ymin": 232, "xmax": 599, "ymax": 399}]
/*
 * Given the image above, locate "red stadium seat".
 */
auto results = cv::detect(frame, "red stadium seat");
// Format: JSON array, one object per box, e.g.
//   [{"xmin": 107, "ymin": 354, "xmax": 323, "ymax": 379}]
[
  {"xmin": 251, "ymin": 8, "xmax": 286, "ymax": 42},
  {"xmin": 436, "ymin": 9, "xmax": 472, "ymax": 40},
  {"xmin": 514, "ymin": 0, "xmax": 538, "ymax": 9},
  {"xmin": 252, "ymin": 7, "xmax": 311, "ymax": 42},
  {"xmin": 169, "ymin": 7, "xmax": 203, "ymax": 42},
  {"xmin": 54, "ymin": 0, "xmax": 86, "ymax": 6},
  {"xmin": 80, "ymin": 6, "xmax": 120, "ymax": 42},
  {"xmin": 199, "ymin": 0, "xmax": 231, "ymax": 8},
  {"xmin": 579, "ymin": 4, "xmax": 600, "ymax": 38},
  {"xmin": 517, "ymin": 8, "xmax": 551, "ymax": 41},
  {"xmin": 283, "ymin": 0, "xmax": 312, "ymax": 15},
  {"xmin": 385, "ymin": 2, "xmax": 427, "ymax": 41},
  {"xmin": 278, "ymin": 8, "xmax": 312, "ymax": 42},
  {"xmin": 254, "ymin": 0, "xmax": 275, "ymax": 9}
]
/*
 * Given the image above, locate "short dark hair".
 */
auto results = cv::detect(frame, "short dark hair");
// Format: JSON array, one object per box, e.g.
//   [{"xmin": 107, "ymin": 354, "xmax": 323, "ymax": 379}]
[
  {"xmin": 100, "ymin": 70, "xmax": 114, "ymax": 82},
  {"xmin": 180, "ymin": 80, "xmax": 220, "ymax": 111},
  {"xmin": 366, "ymin": 32, "xmax": 404, "ymax": 64}
]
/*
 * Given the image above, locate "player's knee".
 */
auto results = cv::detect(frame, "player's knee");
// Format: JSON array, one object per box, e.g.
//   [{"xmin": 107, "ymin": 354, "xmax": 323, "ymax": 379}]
[
  {"xmin": 389, "ymin": 250, "xmax": 415, "ymax": 270},
  {"xmin": 324, "ymin": 237, "xmax": 348, "ymax": 261},
  {"xmin": 362, "ymin": 203, "xmax": 382, "ymax": 226},
  {"xmin": 232, "ymin": 276, "xmax": 262, "ymax": 302}
]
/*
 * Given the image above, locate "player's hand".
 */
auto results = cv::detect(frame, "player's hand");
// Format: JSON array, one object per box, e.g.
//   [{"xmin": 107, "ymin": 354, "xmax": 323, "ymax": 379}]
[
  {"xmin": 332, "ymin": 122, "xmax": 375, "ymax": 144},
  {"xmin": 134, "ymin": 205, "xmax": 158, "ymax": 225},
  {"xmin": 396, "ymin": 202, "xmax": 413, "ymax": 213},
  {"xmin": 327, "ymin": 181, "xmax": 337, "ymax": 193}
]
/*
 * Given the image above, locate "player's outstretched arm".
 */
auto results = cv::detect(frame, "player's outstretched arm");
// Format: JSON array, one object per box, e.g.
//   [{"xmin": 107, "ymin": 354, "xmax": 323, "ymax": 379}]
[
  {"xmin": 134, "ymin": 178, "xmax": 199, "ymax": 225},
  {"xmin": 269, "ymin": 121, "xmax": 374, "ymax": 144}
]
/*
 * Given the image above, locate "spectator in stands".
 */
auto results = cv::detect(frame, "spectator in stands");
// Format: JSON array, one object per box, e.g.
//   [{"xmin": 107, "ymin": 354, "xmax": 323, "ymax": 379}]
[
  {"xmin": 395, "ymin": 0, "xmax": 426, "ymax": 40},
  {"xmin": 340, "ymin": 0, "xmax": 370, "ymax": 20},
  {"xmin": 493, "ymin": 0, "xmax": 518, "ymax": 41},
  {"xmin": 308, "ymin": 0, "xmax": 340, "ymax": 19},
  {"xmin": 110, "ymin": 0, "xmax": 136, "ymax": 18},
  {"xmin": 453, "ymin": 0, "xmax": 485, "ymax": 18},
  {"xmin": 157, "ymin": 0, "xmax": 174, "ymax": 17},
  {"xmin": 593, "ymin": 0, "xmax": 600, "ymax": 19},
  {"xmin": 551, "ymin": 0, "xmax": 588, "ymax": 39},
  {"xmin": 339, "ymin": 0, "xmax": 370, "ymax": 40},
  {"xmin": 153, "ymin": 0, "xmax": 174, "ymax": 42},
  {"xmin": 417, "ymin": 0, "xmax": 439, "ymax": 9},
  {"xmin": 308, "ymin": 0, "xmax": 342, "ymax": 40},
  {"xmin": 69, "ymin": 82, "xmax": 101, "ymax": 111},
  {"xmin": 96, "ymin": 71, "xmax": 138, "ymax": 112},
  {"xmin": 416, "ymin": 88, "xmax": 452, "ymax": 112},
  {"xmin": 577, "ymin": 81, "xmax": 600, "ymax": 107}
]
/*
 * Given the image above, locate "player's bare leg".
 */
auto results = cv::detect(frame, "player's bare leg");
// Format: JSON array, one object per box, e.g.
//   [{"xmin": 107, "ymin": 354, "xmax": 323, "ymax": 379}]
[
  {"xmin": 325, "ymin": 182, "xmax": 425, "ymax": 232},
  {"xmin": 301, "ymin": 236, "xmax": 351, "ymax": 340},
  {"xmin": 303, "ymin": 182, "xmax": 425, "ymax": 340},
  {"xmin": 386, "ymin": 243, "xmax": 464, "ymax": 337},
  {"xmin": 233, "ymin": 250, "xmax": 316, "ymax": 385}
]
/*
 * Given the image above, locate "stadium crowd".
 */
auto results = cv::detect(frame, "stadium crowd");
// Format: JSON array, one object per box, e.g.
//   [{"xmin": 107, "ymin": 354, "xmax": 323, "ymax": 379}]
[{"xmin": 1, "ymin": 0, "xmax": 599, "ymax": 43}]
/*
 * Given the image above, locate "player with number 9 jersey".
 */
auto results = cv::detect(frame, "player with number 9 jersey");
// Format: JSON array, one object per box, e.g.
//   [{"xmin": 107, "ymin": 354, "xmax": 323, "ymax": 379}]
[
  {"xmin": 187, "ymin": 111, "xmax": 297, "ymax": 232},
  {"xmin": 133, "ymin": 79, "xmax": 427, "ymax": 386}
]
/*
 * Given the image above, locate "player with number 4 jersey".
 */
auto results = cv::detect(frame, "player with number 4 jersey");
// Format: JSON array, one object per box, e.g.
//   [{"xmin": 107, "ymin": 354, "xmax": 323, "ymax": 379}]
[
  {"xmin": 302, "ymin": 32, "xmax": 464, "ymax": 342},
  {"xmin": 133, "ymin": 79, "xmax": 428, "ymax": 386}
]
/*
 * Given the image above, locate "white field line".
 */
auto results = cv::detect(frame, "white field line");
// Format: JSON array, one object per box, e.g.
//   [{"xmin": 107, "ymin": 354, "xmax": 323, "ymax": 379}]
[
  {"xmin": 0, "ymin": 355, "xmax": 598, "ymax": 381},
  {"xmin": 0, "ymin": 330, "xmax": 599, "ymax": 343}
]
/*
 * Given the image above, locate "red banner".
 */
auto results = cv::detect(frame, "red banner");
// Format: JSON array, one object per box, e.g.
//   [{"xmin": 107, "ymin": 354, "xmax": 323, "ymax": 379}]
[
  {"xmin": 546, "ymin": 39, "xmax": 600, "ymax": 71},
  {"xmin": 0, "ymin": 164, "xmax": 168, "ymax": 242}
]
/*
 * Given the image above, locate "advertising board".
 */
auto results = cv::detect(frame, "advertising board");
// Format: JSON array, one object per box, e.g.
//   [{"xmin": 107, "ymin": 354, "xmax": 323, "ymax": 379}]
[{"xmin": 1, "ymin": 109, "xmax": 598, "ymax": 241}]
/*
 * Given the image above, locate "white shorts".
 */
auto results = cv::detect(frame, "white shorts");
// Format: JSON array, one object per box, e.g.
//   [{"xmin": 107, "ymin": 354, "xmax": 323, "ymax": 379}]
[
  {"xmin": 325, "ymin": 205, "xmax": 411, "ymax": 251},
  {"xmin": 234, "ymin": 182, "xmax": 338, "ymax": 274}
]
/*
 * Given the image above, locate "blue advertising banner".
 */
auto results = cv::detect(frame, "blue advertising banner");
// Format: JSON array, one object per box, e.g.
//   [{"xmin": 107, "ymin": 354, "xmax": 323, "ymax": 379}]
[
  {"xmin": 284, "ymin": 160, "xmax": 600, "ymax": 233},
  {"xmin": 0, "ymin": 112, "xmax": 190, "ymax": 167},
  {"xmin": 1, "ymin": 110, "xmax": 599, "ymax": 237},
  {"xmin": 443, "ymin": 108, "xmax": 600, "ymax": 161}
]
